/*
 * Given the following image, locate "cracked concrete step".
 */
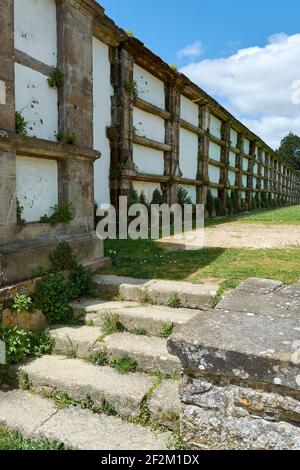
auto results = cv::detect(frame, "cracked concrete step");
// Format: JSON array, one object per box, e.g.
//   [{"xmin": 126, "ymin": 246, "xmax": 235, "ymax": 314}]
[
  {"xmin": 50, "ymin": 326, "xmax": 181, "ymax": 375},
  {"xmin": 71, "ymin": 300, "xmax": 201, "ymax": 337},
  {"xmin": 15, "ymin": 355, "xmax": 179, "ymax": 423},
  {"xmin": 51, "ymin": 325, "xmax": 103, "ymax": 358},
  {"xmin": 92, "ymin": 274, "xmax": 218, "ymax": 309},
  {"xmin": 0, "ymin": 390, "xmax": 170, "ymax": 450},
  {"xmin": 104, "ymin": 332, "xmax": 181, "ymax": 375}
]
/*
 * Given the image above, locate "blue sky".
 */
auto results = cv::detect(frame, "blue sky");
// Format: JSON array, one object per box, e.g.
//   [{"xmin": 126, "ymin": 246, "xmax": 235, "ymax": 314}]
[{"xmin": 99, "ymin": 1, "xmax": 300, "ymax": 148}]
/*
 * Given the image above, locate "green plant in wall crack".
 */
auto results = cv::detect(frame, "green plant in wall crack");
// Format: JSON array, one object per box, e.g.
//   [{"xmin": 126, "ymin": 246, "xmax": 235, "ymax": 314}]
[
  {"xmin": 55, "ymin": 131, "xmax": 77, "ymax": 145},
  {"xmin": 167, "ymin": 293, "xmax": 180, "ymax": 309},
  {"xmin": 10, "ymin": 293, "xmax": 33, "ymax": 315},
  {"xmin": 47, "ymin": 69, "xmax": 64, "ymax": 89},
  {"xmin": 15, "ymin": 111, "xmax": 28, "ymax": 135},
  {"xmin": 40, "ymin": 203, "xmax": 73, "ymax": 226},
  {"xmin": 110, "ymin": 355, "xmax": 138, "ymax": 374},
  {"xmin": 124, "ymin": 80, "xmax": 138, "ymax": 96},
  {"xmin": 16, "ymin": 198, "xmax": 26, "ymax": 229}
]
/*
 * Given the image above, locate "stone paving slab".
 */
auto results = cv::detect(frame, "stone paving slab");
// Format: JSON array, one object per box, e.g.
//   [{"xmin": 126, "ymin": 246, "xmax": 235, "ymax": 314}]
[
  {"xmin": 70, "ymin": 299, "xmax": 141, "ymax": 318},
  {"xmin": 149, "ymin": 380, "xmax": 181, "ymax": 430},
  {"xmin": 37, "ymin": 407, "xmax": 170, "ymax": 450},
  {"xmin": 0, "ymin": 390, "xmax": 57, "ymax": 438},
  {"xmin": 104, "ymin": 332, "xmax": 181, "ymax": 375},
  {"xmin": 17, "ymin": 355, "xmax": 153, "ymax": 418},
  {"xmin": 81, "ymin": 303, "xmax": 200, "ymax": 336},
  {"xmin": 51, "ymin": 325, "xmax": 103, "ymax": 358},
  {"xmin": 168, "ymin": 309, "xmax": 300, "ymax": 392}
]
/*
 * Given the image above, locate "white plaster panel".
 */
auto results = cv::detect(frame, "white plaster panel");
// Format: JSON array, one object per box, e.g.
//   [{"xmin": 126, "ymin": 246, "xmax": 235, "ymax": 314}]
[
  {"xmin": 210, "ymin": 188, "xmax": 218, "ymax": 197},
  {"xmin": 228, "ymin": 171, "xmax": 236, "ymax": 186},
  {"xmin": 244, "ymin": 139, "xmax": 250, "ymax": 155},
  {"xmin": 242, "ymin": 174, "xmax": 247, "ymax": 187},
  {"xmin": 262, "ymin": 151, "xmax": 266, "ymax": 163},
  {"xmin": 209, "ymin": 141, "xmax": 221, "ymax": 162},
  {"xmin": 133, "ymin": 107, "xmax": 165, "ymax": 143},
  {"xmin": 241, "ymin": 191, "xmax": 246, "ymax": 199},
  {"xmin": 208, "ymin": 165, "xmax": 220, "ymax": 184},
  {"xmin": 180, "ymin": 96, "xmax": 198, "ymax": 126},
  {"xmin": 229, "ymin": 151, "xmax": 236, "ymax": 167},
  {"xmin": 179, "ymin": 128, "xmax": 198, "ymax": 179},
  {"xmin": 253, "ymin": 163, "xmax": 258, "ymax": 175},
  {"xmin": 242, "ymin": 158, "xmax": 249, "ymax": 172},
  {"xmin": 230, "ymin": 128, "xmax": 238, "ymax": 147},
  {"xmin": 15, "ymin": 63, "xmax": 58, "ymax": 141},
  {"xmin": 253, "ymin": 177, "xmax": 257, "ymax": 188},
  {"xmin": 133, "ymin": 64, "xmax": 165, "ymax": 109},
  {"xmin": 209, "ymin": 115, "xmax": 222, "ymax": 139},
  {"xmin": 16, "ymin": 156, "xmax": 58, "ymax": 222},
  {"xmin": 132, "ymin": 181, "xmax": 161, "ymax": 204},
  {"xmin": 0, "ymin": 80, "xmax": 6, "ymax": 104},
  {"xmin": 181, "ymin": 185, "xmax": 196, "ymax": 204},
  {"xmin": 93, "ymin": 38, "xmax": 114, "ymax": 204},
  {"xmin": 133, "ymin": 144, "xmax": 164, "ymax": 175},
  {"xmin": 14, "ymin": 0, "xmax": 57, "ymax": 67}
]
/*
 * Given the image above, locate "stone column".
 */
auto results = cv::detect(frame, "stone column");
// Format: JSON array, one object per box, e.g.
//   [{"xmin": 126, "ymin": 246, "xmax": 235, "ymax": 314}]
[
  {"xmin": 56, "ymin": 0, "xmax": 95, "ymax": 230},
  {"xmin": 220, "ymin": 121, "xmax": 230, "ymax": 208},
  {"xmin": 236, "ymin": 133, "xmax": 244, "ymax": 210},
  {"xmin": 198, "ymin": 106, "xmax": 210, "ymax": 207},
  {"xmin": 0, "ymin": 0, "xmax": 17, "ymax": 246},
  {"xmin": 165, "ymin": 81, "xmax": 181, "ymax": 204},
  {"xmin": 246, "ymin": 141, "xmax": 255, "ymax": 208}
]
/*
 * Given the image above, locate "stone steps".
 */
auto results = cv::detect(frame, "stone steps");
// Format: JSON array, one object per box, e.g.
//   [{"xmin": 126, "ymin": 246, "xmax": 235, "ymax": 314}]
[
  {"xmin": 92, "ymin": 274, "xmax": 218, "ymax": 309},
  {"xmin": 0, "ymin": 390, "xmax": 170, "ymax": 450},
  {"xmin": 15, "ymin": 355, "xmax": 180, "ymax": 427},
  {"xmin": 50, "ymin": 326, "xmax": 181, "ymax": 375},
  {"xmin": 71, "ymin": 299, "xmax": 200, "ymax": 337}
]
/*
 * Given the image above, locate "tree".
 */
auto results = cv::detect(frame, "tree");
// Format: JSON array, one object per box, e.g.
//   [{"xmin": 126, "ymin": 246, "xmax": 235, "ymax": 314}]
[{"xmin": 277, "ymin": 133, "xmax": 300, "ymax": 170}]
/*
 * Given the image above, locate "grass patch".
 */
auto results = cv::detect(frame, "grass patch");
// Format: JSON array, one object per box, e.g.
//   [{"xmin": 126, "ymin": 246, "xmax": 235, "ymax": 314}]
[
  {"xmin": 53, "ymin": 391, "xmax": 77, "ymax": 409},
  {"xmin": 167, "ymin": 293, "xmax": 180, "ymax": 309},
  {"xmin": 101, "ymin": 313, "xmax": 126, "ymax": 337},
  {"xmin": 130, "ymin": 327, "xmax": 148, "ymax": 336},
  {"xmin": 104, "ymin": 238, "xmax": 300, "ymax": 291},
  {"xmin": 0, "ymin": 426, "xmax": 64, "ymax": 450},
  {"xmin": 87, "ymin": 349, "xmax": 109, "ymax": 366},
  {"xmin": 159, "ymin": 323, "xmax": 174, "ymax": 339},
  {"xmin": 110, "ymin": 355, "xmax": 138, "ymax": 374},
  {"xmin": 80, "ymin": 394, "xmax": 117, "ymax": 417}
]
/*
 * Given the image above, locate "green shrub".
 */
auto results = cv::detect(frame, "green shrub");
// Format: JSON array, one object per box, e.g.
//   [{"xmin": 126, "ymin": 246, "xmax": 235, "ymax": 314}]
[
  {"xmin": 124, "ymin": 80, "xmax": 138, "ymax": 95},
  {"xmin": 40, "ymin": 203, "xmax": 73, "ymax": 226},
  {"xmin": 206, "ymin": 189, "xmax": 214, "ymax": 217},
  {"xmin": 177, "ymin": 187, "xmax": 192, "ymax": 207},
  {"xmin": 49, "ymin": 242, "xmax": 77, "ymax": 271},
  {"xmin": 16, "ymin": 198, "xmax": 26, "ymax": 229},
  {"xmin": 88, "ymin": 350, "xmax": 109, "ymax": 367},
  {"xmin": 47, "ymin": 69, "xmax": 64, "ymax": 88},
  {"xmin": 68, "ymin": 264, "xmax": 93, "ymax": 299},
  {"xmin": 214, "ymin": 197, "xmax": 224, "ymax": 217},
  {"xmin": 110, "ymin": 355, "xmax": 138, "ymax": 374},
  {"xmin": 151, "ymin": 188, "xmax": 167, "ymax": 205},
  {"xmin": 15, "ymin": 111, "xmax": 27, "ymax": 135},
  {"xmin": 230, "ymin": 190, "xmax": 240, "ymax": 214},
  {"xmin": 2, "ymin": 327, "xmax": 31, "ymax": 364},
  {"xmin": 34, "ymin": 273, "xmax": 73, "ymax": 324},
  {"xmin": 10, "ymin": 294, "xmax": 33, "ymax": 315}
]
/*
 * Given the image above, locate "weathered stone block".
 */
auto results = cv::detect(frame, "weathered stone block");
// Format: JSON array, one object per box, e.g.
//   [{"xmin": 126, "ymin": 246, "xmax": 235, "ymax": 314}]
[{"xmin": 2, "ymin": 308, "xmax": 47, "ymax": 333}]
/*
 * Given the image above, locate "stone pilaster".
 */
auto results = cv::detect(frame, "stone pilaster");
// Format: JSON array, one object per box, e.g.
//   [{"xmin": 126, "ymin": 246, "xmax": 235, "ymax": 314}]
[
  {"xmin": 165, "ymin": 82, "xmax": 181, "ymax": 204},
  {"xmin": 236, "ymin": 133, "xmax": 245, "ymax": 209},
  {"xmin": 220, "ymin": 121, "xmax": 230, "ymax": 208},
  {"xmin": 198, "ymin": 106, "xmax": 210, "ymax": 206},
  {"xmin": 0, "ymin": 0, "xmax": 15, "ymax": 132}
]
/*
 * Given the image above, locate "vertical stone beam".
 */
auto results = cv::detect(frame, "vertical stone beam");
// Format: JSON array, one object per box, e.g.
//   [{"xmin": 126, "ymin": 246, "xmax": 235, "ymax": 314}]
[
  {"xmin": 236, "ymin": 133, "xmax": 244, "ymax": 209},
  {"xmin": 56, "ymin": 1, "xmax": 95, "ymax": 229},
  {"xmin": 165, "ymin": 81, "xmax": 180, "ymax": 204},
  {"xmin": 0, "ymin": 0, "xmax": 17, "ymax": 251},
  {"xmin": 265, "ymin": 153, "xmax": 270, "ymax": 195},
  {"xmin": 57, "ymin": 0, "xmax": 94, "ymax": 147},
  {"xmin": 198, "ymin": 105, "xmax": 210, "ymax": 207},
  {"xmin": 246, "ymin": 141, "xmax": 254, "ymax": 208},
  {"xmin": 257, "ymin": 148, "xmax": 262, "ymax": 201},
  {"xmin": 220, "ymin": 121, "xmax": 230, "ymax": 208},
  {"xmin": 108, "ymin": 45, "xmax": 121, "ymax": 208},
  {"xmin": 118, "ymin": 48, "xmax": 134, "ymax": 202}
]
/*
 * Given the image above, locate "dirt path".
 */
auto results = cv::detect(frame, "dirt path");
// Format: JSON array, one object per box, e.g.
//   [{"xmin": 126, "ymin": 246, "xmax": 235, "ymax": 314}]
[{"xmin": 158, "ymin": 222, "xmax": 300, "ymax": 250}]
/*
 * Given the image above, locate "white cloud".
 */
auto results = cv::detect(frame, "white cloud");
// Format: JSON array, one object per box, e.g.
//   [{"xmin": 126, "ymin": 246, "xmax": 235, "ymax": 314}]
[
  {"xmin": 177, "ymin": 41, "xmax": 203, "ymax": 59},
  {"xmin": 180, "ymin": 33, "xmax": 300, "ymax": 149}
]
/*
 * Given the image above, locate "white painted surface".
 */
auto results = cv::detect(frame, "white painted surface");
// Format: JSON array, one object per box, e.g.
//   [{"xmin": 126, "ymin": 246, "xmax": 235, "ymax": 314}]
[
  {"xmin": 210, "ymin": 188, "xmax": 218, "ymax": 197},
  {"xmin": 179, "ymin": 128, "xmax": 198, "ymax": 179},
  {"xmin": 262, "ymin": 151, "xmax": 266, "ymax": 163},
  {"xmin": 133, "ymin": 64, "xmax": 165, "ymax": 109},
  {"xmin": 242, "ymin": 174, "xmax": 247, "ymax": 187},
  {"xmin": 14, "ymin": 0, "xmax": 57, "ymax": 67},
  {"xmin": 241, "ymin": 191, "xmax": 246, "ymax": 199},
  {"xmin": 209, "ymin": 115, "xmax": 222, "ymax": 139},
  {"xmin": 208, "ymin": 165, "xmax": 220, "ymax": 184},
  {"xmin": 0, "ymin": 80, "xmax": 6, "ymax": 104},
  {"xmin": 242, "ymin": 158, "xmax": 248, "ymax": 172},
  {"xmin": 180, "ymin": 96, "xmax": 198, "ymax": 126},
  {"xmin": 253, "ymin": 163, "xmax": 258, "ymax": 175},
  {"xmin": 253, "ymin": 177, "xmax": 257, "ymax": 188},
  {"xmin": 133, "ymin": 107, "xmax": 165, "ymax": 143},
  {"xmin": 132, "ymin": 181, "xmax": 161, "ymax": 204},
  {"xmin": 181, "ymin": 185, "xmax": 196, "ymax": 204},
  {"xmin": 228, "ymin": 171, "xmax": 236, "ymax": 186},
  {"xmin": 15, "ymin": 63, "xmax": 58, "ymax": 141},
  {"xmin": 230, "ymin": 128, "xmax": 238, "ymax": 147},
  {"xmin": 229, "ymin": 151, "xmax": 236, "ymax": 167},
  {"xmin": 133, "ymin": 144, "xmax": 164, "ymax": 175},
  {"xmin": 16, "ymin": 156, "xmax": 58, "ymax": 222},
  {"xmin": 209, "ymin": 141, "xmax": 221, "ymax": 162},
  {"xmin": 93, "ymin": 38, "xmax": 113, "ymax": 204},
  {"xmin": 244, "ymin": 139, "xmax": 250, "ymax": 155}
]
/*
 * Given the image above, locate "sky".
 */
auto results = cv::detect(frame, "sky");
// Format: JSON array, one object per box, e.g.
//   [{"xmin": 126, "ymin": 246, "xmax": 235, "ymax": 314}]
[{"xmin": 99, "ymin": 0, "xmax": 300, "ymax": 149}]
